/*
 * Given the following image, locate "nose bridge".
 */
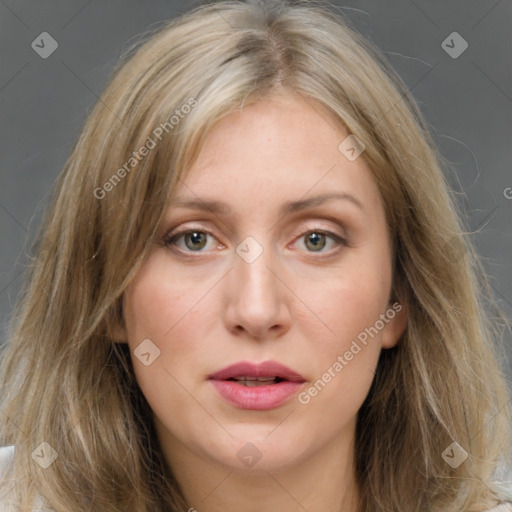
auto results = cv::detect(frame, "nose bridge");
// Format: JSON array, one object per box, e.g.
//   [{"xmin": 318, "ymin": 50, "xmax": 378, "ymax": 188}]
[
  {"xmin": 224, "ymin": 234, "xmax": 289, "ymax": 338},
  {"xmin": 235, "ymin": 236, "xmax": 279, "ymax": 306}
]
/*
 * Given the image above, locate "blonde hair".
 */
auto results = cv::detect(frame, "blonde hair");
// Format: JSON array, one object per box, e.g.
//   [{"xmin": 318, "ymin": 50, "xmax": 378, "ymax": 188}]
[{"xmin": 1, "ymin": 1, "xmax": 511, "ymax": 511}]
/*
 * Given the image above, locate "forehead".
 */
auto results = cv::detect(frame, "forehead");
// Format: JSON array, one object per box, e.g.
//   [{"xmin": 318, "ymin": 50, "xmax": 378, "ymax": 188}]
[{"xmin": 172, "ymin": 91, "xmax": 382, "ymax": 216}]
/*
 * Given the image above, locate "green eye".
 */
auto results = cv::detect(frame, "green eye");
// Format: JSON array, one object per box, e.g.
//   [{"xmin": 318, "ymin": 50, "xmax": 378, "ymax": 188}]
[
  {"xmin": 163, "ymin": 228, "xmax": 346, "ymax": 256},
  {"xmin": 304, "ymin": 232, "xmax": 327, "ymax": 251},
  {"xmin": 165, "ymin": 230, "xmax": 211, "ymax": 251},
  {"xmin": 182, "ymin": 231, "xmax": 208, "ymax": 251},
  {"xmin": 298, "ymin": 230, "xmax": 346, "ymax": 254}
]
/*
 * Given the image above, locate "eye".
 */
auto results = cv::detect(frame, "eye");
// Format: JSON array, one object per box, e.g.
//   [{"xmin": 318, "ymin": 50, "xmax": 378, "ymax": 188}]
[
  {"xmin": 293, "ymin": 229, "xmax": 347, "ymax": 254},
  {"xmin": 162, "ymin": 226, "xmax": 347, "ymax": 256},
  {"xmin": 163, "ymin": 228, "xmax": 219, "ymax": 253}
]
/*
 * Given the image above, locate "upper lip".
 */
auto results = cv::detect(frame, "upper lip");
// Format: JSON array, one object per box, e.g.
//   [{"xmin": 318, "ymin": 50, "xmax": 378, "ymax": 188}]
[{"xmin": 208, "ymin": 361, "xmax": 306, "ymax": 382}]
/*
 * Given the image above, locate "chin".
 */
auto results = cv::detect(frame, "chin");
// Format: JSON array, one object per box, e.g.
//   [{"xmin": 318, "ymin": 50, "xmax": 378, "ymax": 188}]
[{"xmin": 199, "ymin": 429, "xmax": 311, "ymax": 473}]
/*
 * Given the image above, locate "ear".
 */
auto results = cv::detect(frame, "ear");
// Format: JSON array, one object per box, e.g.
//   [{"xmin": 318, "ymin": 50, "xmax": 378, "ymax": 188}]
[
  {"xmin": 107, "ymin": 298, "xmax": 129, "ymax": 344},
  {"xmin": 381, "ymin": 299, "xmax": 408, "ymax": 349},
  {"xmin": 111, "ymin": 322, "xmax": 128, "ymax": 344},
  {"xmin": 381, "ymin": 264, "xmax": 410, "ymax": 349}
]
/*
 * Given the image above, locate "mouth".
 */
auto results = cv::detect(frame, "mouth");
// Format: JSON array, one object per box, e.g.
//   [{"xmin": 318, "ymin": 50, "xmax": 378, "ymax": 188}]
[
  {"xmin": 224, "ymin": 376, "xmax": 287, "ymax": 387},
  {"xmin": 208, "ymin": 361, "xmax": 306, "ymax": 410}
]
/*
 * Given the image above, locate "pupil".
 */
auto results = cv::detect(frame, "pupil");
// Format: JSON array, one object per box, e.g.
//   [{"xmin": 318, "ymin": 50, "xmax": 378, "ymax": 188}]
[
  {"xmin": 186, "ymin": 232, "xmax": 207, "ymax": 250},
  {"xmin": 306, "ymin": 232, "xmax": 325, "ymax": 251}
]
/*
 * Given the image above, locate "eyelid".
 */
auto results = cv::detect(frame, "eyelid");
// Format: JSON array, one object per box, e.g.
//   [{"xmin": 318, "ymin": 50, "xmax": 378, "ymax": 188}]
[
  {"xmin": 163, "ymin": 224, "xmax": 215, "ymax": 241},
  {"xmin": 291, "ymin": 217, "xmax": 349, "ymax": 241},
  {"xmin": 290, "ymin": 221, "xmax": 347, "ymax": 240}
]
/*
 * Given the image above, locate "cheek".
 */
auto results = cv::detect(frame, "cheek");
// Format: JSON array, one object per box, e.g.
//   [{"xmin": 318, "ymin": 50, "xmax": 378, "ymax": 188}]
[
  {"xmin": 294, "ymin": 284, "xmax": 384, "ymax": 437},
  {"xmin": 295, "ymin": 253, "xmax": 392, "ymax": 346},
  {"xmin": 292, "ymin": 253, "xmax": 391, "ymax": 409},
  {"xmin": 124, "ymin": 253, "xmax": 210, "ymax": 347},
  {"xmin": 123, "ymin": 257, "xmax": 213, "ymax": 436},
  {"xmin": 123, "ymin": 250, "xmax": 225, "ymax": 377}
]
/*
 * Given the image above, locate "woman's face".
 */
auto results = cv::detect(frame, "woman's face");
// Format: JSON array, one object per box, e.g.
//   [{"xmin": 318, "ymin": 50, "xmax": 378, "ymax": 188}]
[{"xmin": 120, "ymin": 90, "xmax": 407, "ymax": 475}]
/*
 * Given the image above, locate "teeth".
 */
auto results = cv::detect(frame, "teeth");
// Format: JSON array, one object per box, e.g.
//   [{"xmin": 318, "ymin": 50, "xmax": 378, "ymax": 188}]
[
  {"xmin": 230, "ymin": 376, "xmax": 281, "ymax": 387},
  {"xmin": 237, "ymin": 380, "xmax": 277, "ymax": 387}
]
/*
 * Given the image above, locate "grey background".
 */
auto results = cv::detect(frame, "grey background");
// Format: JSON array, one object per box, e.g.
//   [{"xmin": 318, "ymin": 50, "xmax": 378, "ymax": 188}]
[{"xmin": 1, "ymin": 1, "xmax": 511, "ymax": 376}]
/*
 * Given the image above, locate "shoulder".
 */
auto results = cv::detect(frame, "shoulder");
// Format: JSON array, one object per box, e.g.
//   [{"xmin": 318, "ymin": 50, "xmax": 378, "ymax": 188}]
[
  {"xmin": 0, "ymin": 446, "xmax": 16, "ymax": 511},
  {"xmin": 0, "ymin": 446, "xmax": 44, "ymax": 511},
  {"xmin": 0, "ymin": 445, "xmax": 15, "ymax": 475},
  {"xmin": 0, "ymin": 444, "xmax": 14, "ymax": 459}
]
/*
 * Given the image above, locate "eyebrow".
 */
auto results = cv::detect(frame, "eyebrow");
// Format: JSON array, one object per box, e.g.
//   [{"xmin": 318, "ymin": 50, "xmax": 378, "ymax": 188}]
[{"xmin": 169, "ymin": 192, "xmax": 365, "ymax": 217}]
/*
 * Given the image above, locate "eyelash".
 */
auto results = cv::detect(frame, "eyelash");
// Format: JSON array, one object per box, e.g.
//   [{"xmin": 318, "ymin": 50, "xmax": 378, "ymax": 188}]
[{"xmin": 162, "ymin": 225, "xmax": 347, "ymax": 257}]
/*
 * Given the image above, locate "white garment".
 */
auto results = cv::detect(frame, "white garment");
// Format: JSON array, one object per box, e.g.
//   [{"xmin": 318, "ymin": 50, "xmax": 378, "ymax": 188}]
[
  {"xmin": 0, "ymin": 445, "xmax": 43, "ymax": 511},
  {"xmin": 0, "ymin": 444, "xmax": 511, "ymax": 511}
]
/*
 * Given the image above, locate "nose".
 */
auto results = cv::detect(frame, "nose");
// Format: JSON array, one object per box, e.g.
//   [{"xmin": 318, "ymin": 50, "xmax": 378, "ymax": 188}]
[{"xmin": 223, "ymin": 244, "xmax": 292, "ymax": 341}]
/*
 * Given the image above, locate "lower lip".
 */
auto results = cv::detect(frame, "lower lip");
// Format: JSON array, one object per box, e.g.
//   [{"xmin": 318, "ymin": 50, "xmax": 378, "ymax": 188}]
[{"xmin": 210, "ymin": 380, "xmax": 304, "ymax": 410}]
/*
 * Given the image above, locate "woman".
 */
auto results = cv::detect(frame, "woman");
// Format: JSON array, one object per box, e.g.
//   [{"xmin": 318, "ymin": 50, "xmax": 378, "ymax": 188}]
[{"xmin": 1, "ymin": 1, "xmax": 511, "ymax": 511}]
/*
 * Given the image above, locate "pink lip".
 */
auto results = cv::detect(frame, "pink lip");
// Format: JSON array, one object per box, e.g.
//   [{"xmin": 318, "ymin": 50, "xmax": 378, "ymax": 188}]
[{"xmin": 208, "ymin": 361, "xmax": 306, "ymax": 411}]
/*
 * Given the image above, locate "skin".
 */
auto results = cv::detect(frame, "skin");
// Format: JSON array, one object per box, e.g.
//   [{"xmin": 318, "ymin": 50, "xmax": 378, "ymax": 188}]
[{"xmin": 117, "ymin": 88, "xmax": 408, "ymax": 512}]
